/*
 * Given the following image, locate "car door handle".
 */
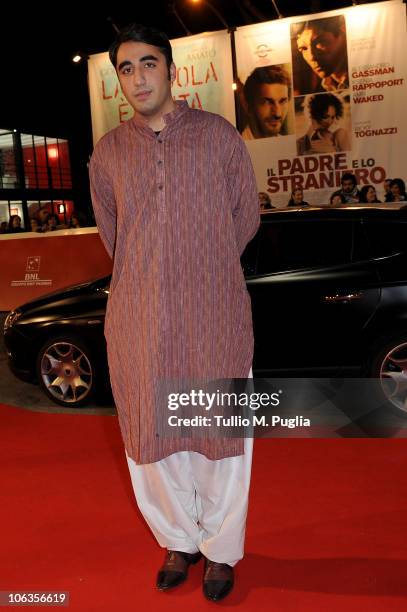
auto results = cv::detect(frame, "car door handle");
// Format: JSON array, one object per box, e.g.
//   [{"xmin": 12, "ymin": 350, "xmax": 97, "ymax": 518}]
[{"xmin": 323, "ymin": 292, "xmax": 363, "ymax": 303}]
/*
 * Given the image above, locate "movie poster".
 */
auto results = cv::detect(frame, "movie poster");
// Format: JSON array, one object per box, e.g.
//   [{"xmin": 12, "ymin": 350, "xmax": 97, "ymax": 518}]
[
  {"xmin": 88, "ymin": 30, "xmax": 235, "ymax": 145},
  {"xmin": 235, "ymin": 0, "xmax": 407, "ymax": 208}
]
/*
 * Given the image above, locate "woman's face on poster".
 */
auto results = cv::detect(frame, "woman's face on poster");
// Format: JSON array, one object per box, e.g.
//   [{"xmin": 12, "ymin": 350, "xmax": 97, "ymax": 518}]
[{"xmin": 318, "ymin": 105, "xmax": 337, "ymax": 129}]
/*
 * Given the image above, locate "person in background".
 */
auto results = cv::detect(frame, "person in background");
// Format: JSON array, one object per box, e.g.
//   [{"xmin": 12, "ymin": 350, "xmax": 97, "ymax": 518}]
[
  {"xmin": 30, "ymin": 218, "xmax": 41, "ymax": 232},
  {"xmin": 35, "ymin": 208, "xmax": 50, "ymax": 232},
  {"xmin": 287, "ymin": 187, "xmax": 310, "ymax": 207},
  {"xmin": 0, "ymin": 221, "xmax": 8, "ymax": 233},
  {"xmin": 44, "ymin": 214, "xmax": 67, "ymax": 231},
  {"xmin": 331, "ymin": 172, "xmax": 360, "ymax": 203},
  {"xmin": 386, "ymin": 178, "xmax": 407, "ymax": 202},
  {"xmin": 45, "ymin": 214, "xmax": 59, "ymax": 231},
  {"xmin": 359, "ymin": 185, "xmax": 381, "ymax": 204},
  {"xmin": 259, "ymin": 192, "xmax": 275, "ymax": 212},
  {"xmin": 8, "ymin": 215, "xmax": 24, "ymax": 233},
  {"xmin": 383, "ymin": 179, "xmax": 392, "ymax": 201},
  {"xmin": 329, "ymin": 192, "xmax": 346, "ymax": 207},
  {"xmin": 68, "ymin": 213, "xmax": 82, "ymax": 228}
]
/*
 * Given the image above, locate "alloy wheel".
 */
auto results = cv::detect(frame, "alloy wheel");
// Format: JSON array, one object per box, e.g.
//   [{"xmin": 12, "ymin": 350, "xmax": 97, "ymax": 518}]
[
  {"xmin": 40, "ymin": 341, "xmax": 93, "ymax": 404},
  {"xmin": 379, "ymin": 341, "xmax": 407, "ymax": 414}
]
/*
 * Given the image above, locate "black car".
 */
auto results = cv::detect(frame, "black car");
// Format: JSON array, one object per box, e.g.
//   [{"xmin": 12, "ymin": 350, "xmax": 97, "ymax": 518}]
[{"xmin": 4, "ymin": 205, "xmax": 407, "ymax": 414}]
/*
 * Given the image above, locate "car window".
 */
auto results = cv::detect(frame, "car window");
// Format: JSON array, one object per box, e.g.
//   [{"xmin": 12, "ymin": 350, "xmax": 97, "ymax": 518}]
[
  {"xmin": 364, "ymin": 221, "xmax": 407, "ymax": 258},
  {"xmin": 351, "ymin": 220, "xmax": 371, "ymax": 263},
  {"xmin": 256, "ymin": 220, "xmax": 353, "ymax": 274}
]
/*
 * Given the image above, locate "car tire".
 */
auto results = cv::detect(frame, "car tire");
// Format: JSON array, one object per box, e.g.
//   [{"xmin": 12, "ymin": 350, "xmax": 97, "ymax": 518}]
[
  {"xmin": 36, "ymin": 335, "xmax": 96, "ymax": 407},
  {"xmin": 364, "ymin": 334, "xmax": 407, "ymax": 418}
]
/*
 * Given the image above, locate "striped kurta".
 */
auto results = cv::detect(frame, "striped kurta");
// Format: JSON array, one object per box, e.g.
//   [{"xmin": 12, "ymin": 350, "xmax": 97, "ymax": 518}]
[{"xmin": 89, "ymin": 101, "xmax": 260, "ymax": 464}]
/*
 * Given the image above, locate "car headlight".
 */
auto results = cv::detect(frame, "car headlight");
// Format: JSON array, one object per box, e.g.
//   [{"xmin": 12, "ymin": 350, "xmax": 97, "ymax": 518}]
[{"xmin": 4, "ymin": 309, "xmax": 22, "ymax": 331}]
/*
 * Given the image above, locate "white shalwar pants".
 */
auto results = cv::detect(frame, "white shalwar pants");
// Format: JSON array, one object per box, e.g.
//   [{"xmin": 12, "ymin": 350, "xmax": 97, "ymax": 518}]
[{"xmin": 125, "ymin": 368, "xmax": 254, "ymax": 567}]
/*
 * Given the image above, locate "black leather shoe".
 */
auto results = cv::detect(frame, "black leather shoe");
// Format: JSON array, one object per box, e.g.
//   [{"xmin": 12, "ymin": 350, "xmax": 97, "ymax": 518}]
[
  {"xmin": 203, "ymin": 558, "xmax": 234, "ymax": 601},
  {"xmin": 156, "ymin": 550, "xmax": 202, "ymax": 591}
]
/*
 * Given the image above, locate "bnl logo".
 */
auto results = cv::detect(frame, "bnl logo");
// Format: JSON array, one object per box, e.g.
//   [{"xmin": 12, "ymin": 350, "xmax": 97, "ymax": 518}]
[{"xmin": 25, "ymin": 256, "xmax": 41, "ymax": 280}]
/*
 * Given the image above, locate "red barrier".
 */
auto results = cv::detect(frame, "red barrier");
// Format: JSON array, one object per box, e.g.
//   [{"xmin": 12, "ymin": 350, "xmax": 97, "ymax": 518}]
[{"xmin": 0, "ymin": 228, "xmax": 112, "ymax": 311}]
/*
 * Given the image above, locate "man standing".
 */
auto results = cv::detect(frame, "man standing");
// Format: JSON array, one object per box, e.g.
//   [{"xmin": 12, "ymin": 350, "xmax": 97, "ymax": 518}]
[
  {"xmin": 241, "ymin": 65, "xmax": 292, "ymax": 139},
  {"xmin": 89, "ymin": 23, "xmax": 260, "ymax": 602}
]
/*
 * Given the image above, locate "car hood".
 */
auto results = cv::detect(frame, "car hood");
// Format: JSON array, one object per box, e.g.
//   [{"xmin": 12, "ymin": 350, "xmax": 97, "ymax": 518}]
[{"xmin": 14, "ymin": 275, "xmax": 111, "ymax": 314}]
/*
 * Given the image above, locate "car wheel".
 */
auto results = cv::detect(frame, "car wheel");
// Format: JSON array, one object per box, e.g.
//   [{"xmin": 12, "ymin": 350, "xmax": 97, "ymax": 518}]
[
  {"xmin": 36, "ymin": 335, "xmax": 95, "ymax": 407},
  {"xmin": 366, "ymin": 335, "xmax": 407, "ymax": 417}
]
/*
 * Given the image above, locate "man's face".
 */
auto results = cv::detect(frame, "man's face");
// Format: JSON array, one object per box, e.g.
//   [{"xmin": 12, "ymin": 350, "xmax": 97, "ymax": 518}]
[
  {"xmin": 292, "ymin": 189, "xmax": 303, "ymax": 204},
  {"xmin": 341, "ymin": 179, "xmax": 355, "ymax": 193},
  {"xmin": 116, "ymin": 41, "xmax": 175, "ymax": 119},
  {"xmin": 251, "ymin": 83, "xmax": 289, "ymax": 137},
  {"xmin": 296, "ymin": 25, "xmax": 346, "ymax": 79}
]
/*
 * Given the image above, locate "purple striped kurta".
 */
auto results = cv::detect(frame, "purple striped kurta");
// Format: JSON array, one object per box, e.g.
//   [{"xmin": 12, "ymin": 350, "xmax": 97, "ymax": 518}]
[{"xmin": 89, "ymin": 101, "xmax": 260, "ymax": 464}]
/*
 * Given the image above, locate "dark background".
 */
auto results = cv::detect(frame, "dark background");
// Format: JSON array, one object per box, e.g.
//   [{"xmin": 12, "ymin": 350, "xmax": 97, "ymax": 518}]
[{"xmin": 1, "ymin": 0, "xmax": 386, "ymax": 209}]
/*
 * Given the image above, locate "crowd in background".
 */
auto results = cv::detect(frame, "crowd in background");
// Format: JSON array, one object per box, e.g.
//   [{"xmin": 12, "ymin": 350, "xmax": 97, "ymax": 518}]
[
  {"xmin": 0, "ymin": 210, "xmax": 88, "ymax": 234},
  {"xmin": 259, "ymin": 175, "xmax": 407, "ymax": 212},
  {"xmin": 2, "ymin": 176, "xmax": 406, "ymax": 230}
]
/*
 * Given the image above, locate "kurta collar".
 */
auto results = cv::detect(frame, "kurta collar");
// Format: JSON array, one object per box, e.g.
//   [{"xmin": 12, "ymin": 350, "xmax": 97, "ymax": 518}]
[
  {"xmin": 130, "ymin": 100, "xmax": 190, "ymax": 135},
  {"xmin": 162, "ymin": 100, "xmax": 190, "ymax": 125}
]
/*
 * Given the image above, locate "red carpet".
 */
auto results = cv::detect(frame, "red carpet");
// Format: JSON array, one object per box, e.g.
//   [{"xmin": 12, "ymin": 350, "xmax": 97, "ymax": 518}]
[{"xmin": 1, "ymin": 402, "xmax": 407, "ymax": 611}]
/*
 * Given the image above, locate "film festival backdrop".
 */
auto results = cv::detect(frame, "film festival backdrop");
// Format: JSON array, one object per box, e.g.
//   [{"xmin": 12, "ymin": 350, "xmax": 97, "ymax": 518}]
[{"xmin": 88, "ymin": 0, "xmax": 407, "ymax": 208}]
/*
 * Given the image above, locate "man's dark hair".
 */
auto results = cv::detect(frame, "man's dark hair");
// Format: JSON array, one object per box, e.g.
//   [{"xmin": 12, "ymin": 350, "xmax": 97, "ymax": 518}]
[
  {"xmin": 109, "ymin": 22, "xmax": 173, "ymax": 76},
  {"xmin": 243, "ymin": 65, "xmax": 291, "ymax": 107},
  {"xmin": 341, "ymin": 172, "xmax": 357, "ymax": 187},
  {"xmin": 307, "ymin": 92, "xmax": 343, "ymax": 122},
  {"xmin": 291, "ymin": 15, "xmax": 346, "ymax": 40}
]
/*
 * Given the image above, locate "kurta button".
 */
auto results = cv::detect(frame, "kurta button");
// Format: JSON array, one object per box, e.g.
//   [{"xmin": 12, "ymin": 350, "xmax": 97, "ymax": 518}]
[
  {"xmin": 158, "ymin": 184, "xmax": 163, "ymax": 190},
  {"xmin": 158, "ymin": 160, "xmax": 163, "ymax": 164},
  {"xmin": 157, "ymin": 139, "xmax": 162, "ymax": 143}
]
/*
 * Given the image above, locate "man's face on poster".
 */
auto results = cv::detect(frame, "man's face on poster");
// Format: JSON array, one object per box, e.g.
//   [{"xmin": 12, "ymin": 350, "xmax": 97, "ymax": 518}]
[
  {"xmin": 250, "ymin": 83, "xmax": 289, "ymax": 137},
  {"xmin": 296, "ymin": 25, "xmax": 346, "ymax": 79}
]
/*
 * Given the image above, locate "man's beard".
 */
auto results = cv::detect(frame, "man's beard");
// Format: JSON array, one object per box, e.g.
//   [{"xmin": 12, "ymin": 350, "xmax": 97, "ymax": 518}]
[{"xmin": 249, "ymin": 114, "xmax": 283, "ymax": 138}]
